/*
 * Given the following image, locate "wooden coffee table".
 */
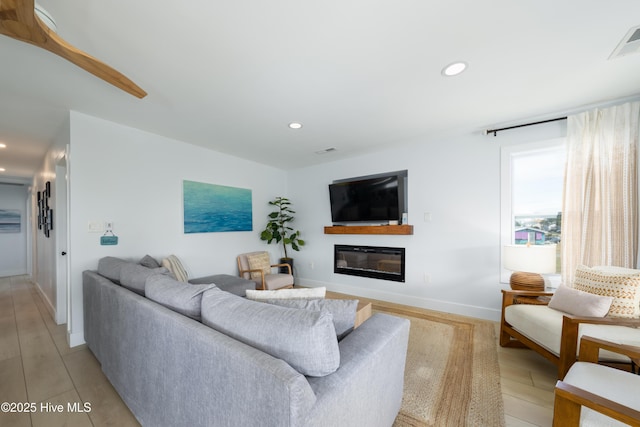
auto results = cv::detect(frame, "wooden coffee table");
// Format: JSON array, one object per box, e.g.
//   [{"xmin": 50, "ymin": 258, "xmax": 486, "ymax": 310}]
[
  {"xmin": 354, "ymin": 301, "xmax": 372, "ymax": 328},
  {"xmin": 325, "ymin": 292, "xmax": 372, "ymax": 328}
]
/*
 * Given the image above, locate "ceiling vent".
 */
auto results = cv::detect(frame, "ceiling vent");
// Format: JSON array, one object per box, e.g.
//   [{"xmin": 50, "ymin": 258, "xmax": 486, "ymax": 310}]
[{"xmin": 609, "ymin": 25, "xmax": 640, "ymax": 59}]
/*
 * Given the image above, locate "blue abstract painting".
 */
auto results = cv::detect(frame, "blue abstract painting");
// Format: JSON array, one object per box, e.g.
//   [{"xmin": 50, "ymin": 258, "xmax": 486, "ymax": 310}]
[
  {"xmin": 183, "ymin": 180, "xmax": 252, "ymax": 233},
  {"xmin": 0, "ymin": 209, "xmax": 21, "ymax": 233}
]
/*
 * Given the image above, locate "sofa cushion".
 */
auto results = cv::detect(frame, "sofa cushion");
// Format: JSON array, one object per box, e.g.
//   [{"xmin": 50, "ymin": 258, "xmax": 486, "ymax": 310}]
[
  {"xmin": 201, "ymin": 287, "xmax": 340, "ymax": 377},
  {"xmin": 120, "ymin": 263, "xmax": 170, "ymax": 295},
  {"xmin": 504, "ymin": 304, "xmax": 639, "ymax": 362},
  {"xmin": 246, "ymin": 287, "xmax": 326, "ymax": 300},
  {"xmin": 573, "ymin": 265, "xmax": 640, "ymax": 318},
  {"xmin": 189, "ymin": 274, "xmax": 256, "ymax": 296},
  {"xmin": 97, "ymin": 256, "xmax": 129, "ymax": 284},
  {"xmin": 139, "ymin": 254, "xmax": 161, "ymax": 269},
  {"xmin": 261, "ymin": 298, "xmax": 358, "ymax": 340},
  {"xmin": 246, "ymin": 252, "xmax": 271, "ymax": 280},
  {"xmin": 161, "ymin": 255, "xmax": 189, "ymax": 282},
  {"xmin": 548, "ymin": 285, "xmax": 613, "ymax": 318},
  {"xmin": 563, "ymin": 361, "xmax": 640, "ymax": 426},
  {"xmin": 145, "ymin": 274, "xmax": 214, "ymax": 320}
]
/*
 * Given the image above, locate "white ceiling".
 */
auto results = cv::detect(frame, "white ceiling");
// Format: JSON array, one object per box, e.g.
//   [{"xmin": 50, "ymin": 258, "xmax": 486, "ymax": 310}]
[{"xmin": 1, "ymin": 0, "xmax": 640, "ymax": 181}]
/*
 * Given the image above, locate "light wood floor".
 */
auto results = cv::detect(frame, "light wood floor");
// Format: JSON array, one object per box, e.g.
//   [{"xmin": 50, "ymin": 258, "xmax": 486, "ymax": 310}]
[{"xmin": 1, "ymin": 276, "xmax": 556, "ymax": 427}]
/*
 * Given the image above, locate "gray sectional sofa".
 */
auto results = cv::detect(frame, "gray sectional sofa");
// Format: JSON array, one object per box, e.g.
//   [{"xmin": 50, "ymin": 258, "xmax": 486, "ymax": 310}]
[{"xmin": 83, "ymin": 256, "xmax": 410, "ymax": 427}]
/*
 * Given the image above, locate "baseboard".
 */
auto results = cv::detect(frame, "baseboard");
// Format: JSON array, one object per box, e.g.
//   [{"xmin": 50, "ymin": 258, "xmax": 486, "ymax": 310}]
[
  {"xmin": 0, "ymin": 269, "xmax": 27, "ymax": 278},
  {"xmin": 67, "ymin": 331, "xmax": 85, "ymax": 348},
  {"xmin": 33, "ymin": 281, "xmax": 59, "ymax": 323},
  {"xmin": 296, "ymin": 278, "xmax": 502, "ymax": 322}
]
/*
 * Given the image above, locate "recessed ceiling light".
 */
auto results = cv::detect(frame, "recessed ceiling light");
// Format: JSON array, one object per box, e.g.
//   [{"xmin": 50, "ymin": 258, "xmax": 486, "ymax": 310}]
[
  {"xmin": 0, "ymin": 143, "xmax": 6, "ymax": 148},
  {"xmin": 441, "ymin": 61, "xmax": 468, "ymax": 77},
  {"xmin": 0, "ymin": 168, "xmax": 5, "ymax": 172},
  {"xmin": 288, "ymin": 122, "xmax": 303, "ymax": 129}
]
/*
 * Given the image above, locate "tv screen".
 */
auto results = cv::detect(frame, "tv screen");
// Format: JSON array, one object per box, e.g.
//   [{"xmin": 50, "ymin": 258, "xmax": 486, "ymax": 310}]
[{"xmin": 329, "ymin": 171, "xmax": 407, "ymax": 224}]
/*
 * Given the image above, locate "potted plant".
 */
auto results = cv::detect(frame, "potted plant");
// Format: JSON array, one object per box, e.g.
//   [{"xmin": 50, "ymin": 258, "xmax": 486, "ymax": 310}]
[{"xmin": 260, "ymin": 196, "xmax": 305, "ymax": 273}]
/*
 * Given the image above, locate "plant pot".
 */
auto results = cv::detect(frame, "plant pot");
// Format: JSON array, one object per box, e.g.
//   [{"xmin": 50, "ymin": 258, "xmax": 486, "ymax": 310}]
[{"xmin": 280, "ymin": 257, "xmax": 294, "ymax": 276}]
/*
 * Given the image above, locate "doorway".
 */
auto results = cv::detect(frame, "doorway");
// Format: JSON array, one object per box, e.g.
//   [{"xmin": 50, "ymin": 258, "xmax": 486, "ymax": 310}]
[{"xmin": 54, "ymin": 154, "xmax": 69, "ymax": 325}]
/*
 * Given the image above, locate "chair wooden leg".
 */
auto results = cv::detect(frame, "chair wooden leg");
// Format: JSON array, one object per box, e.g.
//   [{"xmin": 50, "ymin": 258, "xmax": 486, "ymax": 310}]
[
  {"xmin": 553, "ymin": 391, "xmax": 581, "ymax": 427},
  {"xmin": 500, "ymin": 325, "xmax": 512, "ymax": 347}
]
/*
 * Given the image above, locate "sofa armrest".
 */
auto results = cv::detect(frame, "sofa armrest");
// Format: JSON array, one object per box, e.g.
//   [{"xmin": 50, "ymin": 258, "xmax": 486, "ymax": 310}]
[
  {"xmin": 553, "ymin": 380, "xmax": 640, "ymax": 427},
  {"xmin": 558, "ymin": 315, "xmax": 640, "ymax": 378},
  {"xmin": 578, "ymin": 335, "xmax": 640, "ymax": 363},
  {"xmin": 501, "ymin": 289, "xmax": 554, "ymax": 308},
  {"xmin": 305, "ymin": 313, "xmax": 410, "ymax": 427}
]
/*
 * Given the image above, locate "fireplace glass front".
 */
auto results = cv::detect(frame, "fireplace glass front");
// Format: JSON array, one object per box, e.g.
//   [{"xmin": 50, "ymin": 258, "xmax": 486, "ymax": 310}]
[{"xmin": 334, "ymin": 245, "xmax": 405, "ymax": 282}]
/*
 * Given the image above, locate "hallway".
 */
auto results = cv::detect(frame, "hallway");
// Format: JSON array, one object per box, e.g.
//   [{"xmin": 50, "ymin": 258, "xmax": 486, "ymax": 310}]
[{"xmin": 0, "ymin": 275, "xmax": 139, "ymax": 427}]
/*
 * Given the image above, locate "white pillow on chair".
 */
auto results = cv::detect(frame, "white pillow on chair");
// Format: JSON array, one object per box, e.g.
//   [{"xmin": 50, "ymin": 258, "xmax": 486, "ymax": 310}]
[{"xmin": 548, "ymin": 285, "xmax": 613, "ymax": 317}]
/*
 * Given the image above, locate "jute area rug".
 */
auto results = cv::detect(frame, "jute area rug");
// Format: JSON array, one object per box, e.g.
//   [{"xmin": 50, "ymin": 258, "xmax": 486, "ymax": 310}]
[{"xmin": 373, "ymin": 302, "xmax": 506, "ymax": 427}]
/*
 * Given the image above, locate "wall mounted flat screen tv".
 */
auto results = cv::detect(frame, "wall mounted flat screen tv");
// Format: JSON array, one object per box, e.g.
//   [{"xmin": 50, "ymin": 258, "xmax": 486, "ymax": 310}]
[{"xmin": 329, "ymin": 170, "xmax": 407, "ymax": 224}]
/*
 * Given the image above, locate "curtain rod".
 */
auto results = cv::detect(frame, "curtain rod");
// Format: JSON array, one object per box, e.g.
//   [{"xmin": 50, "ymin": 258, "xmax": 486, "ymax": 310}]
[{"xmin": 484, "ymin": 116, "xmax": 567, "ymax": 137}]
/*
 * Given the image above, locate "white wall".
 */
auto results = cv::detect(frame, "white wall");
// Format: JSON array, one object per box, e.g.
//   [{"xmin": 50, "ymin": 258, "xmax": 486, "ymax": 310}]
[
  {"xmin": 289, "ymin": 122, "xmax": 566, "ymax": 321},
  {"xmin": 31, "ymin": 118, "xmax": 70, "ymax": 321},
  {"xmin": 67, "ymin": 111, "xmax": 287, "ymax": 345},
  {"xmin": 0, "ymin": 184, "xmax": 29, "ymax": 276}
]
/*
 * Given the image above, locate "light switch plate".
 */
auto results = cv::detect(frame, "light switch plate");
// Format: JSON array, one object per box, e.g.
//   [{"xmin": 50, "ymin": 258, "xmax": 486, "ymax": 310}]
[{"xmin": 88, "ymin": 221, "xmax": 104, "ymax": 232}]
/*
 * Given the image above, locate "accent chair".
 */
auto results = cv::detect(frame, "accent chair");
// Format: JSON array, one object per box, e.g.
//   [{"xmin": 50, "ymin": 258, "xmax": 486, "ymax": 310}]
[{"xmin": 237, "ymin": 251, "xmax": 294, "ymax": 290}]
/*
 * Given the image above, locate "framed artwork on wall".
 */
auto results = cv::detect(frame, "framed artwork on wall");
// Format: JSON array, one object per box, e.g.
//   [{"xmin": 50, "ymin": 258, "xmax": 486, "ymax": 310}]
[
  {"xmin": 38, "ymin": 181, "xmax": 54, "ymax": 238},
  {"xmin": 0, "ymin": 209, "xmax": 21, "ymax": 233},
  {"xmin": 183, "ymin": 180, "xmax": 253, "ymax": 233}
]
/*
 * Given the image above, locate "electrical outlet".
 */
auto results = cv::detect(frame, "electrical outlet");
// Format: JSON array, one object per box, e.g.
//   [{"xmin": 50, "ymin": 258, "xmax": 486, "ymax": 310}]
[
  {"xmin": 424, "ymin": 212, "xmax": 432, "ymax": 222},
  {"xmin": 423, "ymin": 273, "xmax": 431, "ymax": 283},
  {"xmin": 309, "ymin": 261, "xmax": 315, "ymax": 270}
]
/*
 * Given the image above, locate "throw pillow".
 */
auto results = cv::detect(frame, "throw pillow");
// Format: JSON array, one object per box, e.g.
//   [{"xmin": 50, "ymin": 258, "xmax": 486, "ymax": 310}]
[
  {"xmin": 246, "ymin": 252, "xmax": 271, "ymax": 280},
  {"xmin": 97, "ymin": 256, "xmax": 129, "ymax": 284},
  {"xmin": 201, "ymin": 287, "xmax": 340, "ymax": 377},
  {"xmin": 261, "ymin": 298, "xmax": 358, "ymax": 340},
  {"xmin": 161, "ymin": 255, "xmax": 189, "ymax": 282},
  {"xmin": 139, "ymin": 254, "xmax": 161, "ymax": 269},
  {"xmin": 145, "ymin": 274, "xmax": 215, "ymax": 320},
  {"xmin": 548, "ymin": 284, "xmax": 614, "ymax": 317},
  {"xmin": 120, "ymin": 263, "xmax": 170, "ymax": 296},
  {"xmin": 573, "ymin": 265, "xmax": 640, "ymax": 318},
  {"xmin": 246, "ymin": 287, "xmax": 326, "ymax": 300}
]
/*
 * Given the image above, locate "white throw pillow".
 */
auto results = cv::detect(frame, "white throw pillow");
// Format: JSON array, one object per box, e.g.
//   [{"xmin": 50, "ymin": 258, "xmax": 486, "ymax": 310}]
[
  {"xmin": 161, "ymin": 255, "xmax": 189, "ymax": 283},
  {"xmin": 246, "ymin": 287, "xmax": 326, "ymax": 300},
  {"xmin": 548, "ymin": 284, "xmax": 614, "ymax": 317}
]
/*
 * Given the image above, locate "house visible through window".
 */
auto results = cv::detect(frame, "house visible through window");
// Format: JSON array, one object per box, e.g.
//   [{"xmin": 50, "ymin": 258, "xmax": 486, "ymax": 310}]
[{"xmin": 500, "ymin": 139, "xmax": 565, "ymax": 282}]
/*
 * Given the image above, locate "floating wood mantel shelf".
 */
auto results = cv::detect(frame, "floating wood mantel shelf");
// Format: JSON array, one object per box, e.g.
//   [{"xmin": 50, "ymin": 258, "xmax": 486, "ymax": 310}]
[{"xmin": 324, "ymin": 225, "xmax": 413, "ymax": 235}]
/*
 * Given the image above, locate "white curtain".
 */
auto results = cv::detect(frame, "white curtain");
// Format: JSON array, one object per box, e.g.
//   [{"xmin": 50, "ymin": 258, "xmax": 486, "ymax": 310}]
[{"xmin": 561, "ymin": 101, "xmax": 640, "ymax": 286}]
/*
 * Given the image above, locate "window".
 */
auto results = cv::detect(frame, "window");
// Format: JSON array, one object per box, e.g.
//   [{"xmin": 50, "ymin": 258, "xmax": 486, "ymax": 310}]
[{"xmin": 500, "ymin": 139, "xmax": 565, "ymax": 283}]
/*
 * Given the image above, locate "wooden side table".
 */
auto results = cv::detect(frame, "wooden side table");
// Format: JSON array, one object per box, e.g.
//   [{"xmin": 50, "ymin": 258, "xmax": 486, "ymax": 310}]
[{"xmin": 512, "ymin": 295, "xmax": 552, "ymax": 305}]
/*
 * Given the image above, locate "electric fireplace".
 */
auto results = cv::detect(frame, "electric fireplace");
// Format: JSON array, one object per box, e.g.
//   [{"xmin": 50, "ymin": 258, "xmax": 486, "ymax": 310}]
[{"xmin": 334, "ymin": 245, "xmax": 405, "ymax": 282}]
